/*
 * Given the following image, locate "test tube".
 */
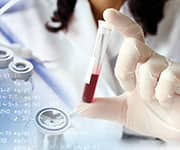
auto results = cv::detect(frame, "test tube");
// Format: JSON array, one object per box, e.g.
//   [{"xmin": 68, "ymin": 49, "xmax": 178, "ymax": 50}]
[
  {"xmin": 82, "ymin": 20, "xmax": 112, "ymax": 103},
  {"xmin": 0, "ymin": 0, "xmax": 21, "ymax": 16}
]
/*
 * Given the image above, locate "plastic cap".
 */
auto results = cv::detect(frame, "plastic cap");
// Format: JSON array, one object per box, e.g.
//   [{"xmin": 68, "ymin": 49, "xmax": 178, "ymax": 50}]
[
  {"xmin": 98, "ymin": 20, "xmax": 112, "ymax": 30},
  {"xmin": 0, "ymin": 47, "xmax": 14, "ymax": 68},
  {"xmin": 8, "ymin": 59, "xmax": 33, "ymax": 81},
  {"xmin": 35, "ymin": 108, "xmax": 71, "ymax": 135}
]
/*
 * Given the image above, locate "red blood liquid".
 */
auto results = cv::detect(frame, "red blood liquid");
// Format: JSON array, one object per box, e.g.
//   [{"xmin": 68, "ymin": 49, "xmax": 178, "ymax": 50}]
[{"xmin": 82, "ymin": 74, "xmax": 99, "ymax": 103}]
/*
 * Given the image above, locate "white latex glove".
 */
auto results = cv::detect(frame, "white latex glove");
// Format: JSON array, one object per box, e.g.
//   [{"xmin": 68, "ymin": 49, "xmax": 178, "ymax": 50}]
[{"xmin": 76, "ymin": 8, "xmax": 180, "ymax": 141}]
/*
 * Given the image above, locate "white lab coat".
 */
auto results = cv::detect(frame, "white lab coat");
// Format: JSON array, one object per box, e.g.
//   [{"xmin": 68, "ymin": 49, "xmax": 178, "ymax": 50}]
[
  {"xmin": 0, "ymin": 0, "xmax": 122, "ymax": 106},
  {"xmin": 1, "ymin": 0, "xmax": 180, "ymax": 107}
]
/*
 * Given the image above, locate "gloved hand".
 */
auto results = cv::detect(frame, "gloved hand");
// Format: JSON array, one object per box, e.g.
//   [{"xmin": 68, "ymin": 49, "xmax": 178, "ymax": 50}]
[{"xmin": 76, "ymin": 8, "xmax": 180, "ymax": 141}]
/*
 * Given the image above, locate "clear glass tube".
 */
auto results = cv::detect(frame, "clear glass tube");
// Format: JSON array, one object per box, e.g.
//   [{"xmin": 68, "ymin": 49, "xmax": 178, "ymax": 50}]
[
  {"xmin": 82, "ymin": 20, "xmax": 112, "ymax": 103},
  {"xmin": 0, "ymin": 0, "xmax": 20, "ymax": 16},
  {"xmin": 93, "ymin": 21, "xmax": 112, "ymax": 73}
]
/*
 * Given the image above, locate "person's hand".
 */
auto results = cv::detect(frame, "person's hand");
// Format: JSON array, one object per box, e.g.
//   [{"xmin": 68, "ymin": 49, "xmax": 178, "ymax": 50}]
[{"xmin": 76, "ymin": 8, "xmax": 180, "ymax": 141}]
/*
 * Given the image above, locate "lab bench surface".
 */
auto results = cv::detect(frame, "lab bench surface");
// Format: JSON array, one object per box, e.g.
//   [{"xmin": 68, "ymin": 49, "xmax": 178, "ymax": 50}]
[{"xmin": 0, "ymin": 71, "xmax": 178, "ymax": 150}]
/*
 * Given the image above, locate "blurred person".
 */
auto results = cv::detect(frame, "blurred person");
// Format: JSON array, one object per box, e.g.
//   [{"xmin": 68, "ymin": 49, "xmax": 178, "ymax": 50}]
[{"xmin": 46, "ymin": 0, "xmax": 180, "ymax": 141}]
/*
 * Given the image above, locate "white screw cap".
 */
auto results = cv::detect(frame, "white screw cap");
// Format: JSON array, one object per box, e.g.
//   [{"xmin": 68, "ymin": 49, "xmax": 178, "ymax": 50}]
[
  {"xmin": 0, "ymin": 47, "xmax": 14, "ymax": 68},
  {"xmin": 8, "ymin": 59, "xmax": 33, "ymax": 81}
]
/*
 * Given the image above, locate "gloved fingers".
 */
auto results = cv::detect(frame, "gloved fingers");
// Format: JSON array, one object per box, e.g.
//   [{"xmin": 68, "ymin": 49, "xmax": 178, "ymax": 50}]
[
  {"xmin": 103, "ymin": 8, "xmax": 144, "ymax": 42},
  {"xmin": 76, "ymin": 95, "xmax": 127, "ymax": 124},
  {"xmin": 155, "ymin": 61, "xmax": 180, "ymax": 107},
  {"xmin": 139, "ymin": 53, "xmax": 168, "ymax": 100},
  {"xmin": 115, "ymin": 38, "xmax": 152, "ymax": 91}
]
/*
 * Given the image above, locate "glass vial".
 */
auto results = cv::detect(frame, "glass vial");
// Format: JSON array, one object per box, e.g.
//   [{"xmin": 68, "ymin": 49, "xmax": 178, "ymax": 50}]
[
  {"xmin": 8, "ymin": 59, "xmax": 34, "ymax": 124},
  {"xmin": 35, "ymin": 107, "xmax": 71, "ymax": 150}
]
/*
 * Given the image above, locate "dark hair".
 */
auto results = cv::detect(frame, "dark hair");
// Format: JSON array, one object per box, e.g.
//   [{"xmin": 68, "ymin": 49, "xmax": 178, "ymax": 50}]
[
  {"xmin": 47, "ymin": 0, "xmax": 168, "ymax": 35},
  {"xmin": 128, "ymin": 0, "xmax": 168, "ymax": 35},
  {"xmin": 46, "ymin": 0, "xmax": 77, "ymax": 32}
]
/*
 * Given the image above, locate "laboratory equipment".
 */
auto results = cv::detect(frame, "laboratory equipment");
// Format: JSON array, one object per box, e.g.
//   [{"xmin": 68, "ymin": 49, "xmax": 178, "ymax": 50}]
[
  {"xmin": 82, "ymin": 20, "xmax": 111, "ymax": 103},
  {"xmin": 8, "ymin": 59, "xmax": 33, "ymax": 123},
  {"xmin": 0, "ymin": 47, "xmax": 14, "ymax": 113},
  {"xmin": 35, "ymin": 107, "xmax": 71, "ymax": 150},
  {"xmin": 0, "ymin": 0, "xmax": 31, "ymax": 14},
  {"xmin": 0, "ymin": 21, "xmax": 73, "ymax": 108},
  {"xmin": 0, "ymin": 0, "xmax": 21, "ymax": 16},
  {"xmin": 0, "ymin": 53, "xmax": 34, "ymax": 148},
  {"xmin": 0, "ymin": 46, "xmax": 13, "ymax": 84},
  {"xmin": 0, "ymin": 47, "xmax": 14, "ymax": 123}
]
